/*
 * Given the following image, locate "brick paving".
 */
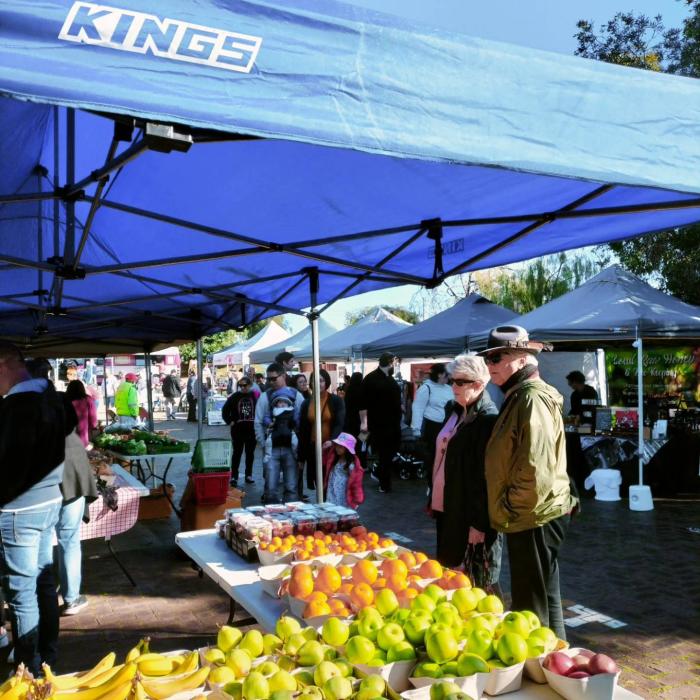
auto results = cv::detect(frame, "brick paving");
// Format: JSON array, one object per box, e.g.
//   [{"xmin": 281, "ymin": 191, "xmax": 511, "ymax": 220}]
[{"xmin": 49, "ymin": 416, "xmax": 700, "ymax": 697}]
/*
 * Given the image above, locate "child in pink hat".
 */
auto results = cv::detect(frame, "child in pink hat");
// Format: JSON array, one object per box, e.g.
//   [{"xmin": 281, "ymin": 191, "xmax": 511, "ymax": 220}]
[{"xmin": 323, "ymin": 432, "xmax": 365, "ymax": 509}]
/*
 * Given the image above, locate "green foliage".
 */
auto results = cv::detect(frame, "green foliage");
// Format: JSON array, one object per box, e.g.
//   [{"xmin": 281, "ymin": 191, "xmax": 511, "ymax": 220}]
[
  {"xmin": 344, "ymin": 305, "xmax": 419, "ymax": 327},
  {"xmin": 473, "ymin": 253, "xmax": 606, "ymax": 314},
  {"xmin": 575, "ymin": 2, "xmax": 700, "ymax": 304}
]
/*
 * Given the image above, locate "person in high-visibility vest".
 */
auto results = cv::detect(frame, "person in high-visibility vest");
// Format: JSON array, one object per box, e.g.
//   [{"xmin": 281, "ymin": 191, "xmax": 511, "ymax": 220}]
[{"xmin": 115, "ymin": 373, "xmax": 140, "ymax": 426}]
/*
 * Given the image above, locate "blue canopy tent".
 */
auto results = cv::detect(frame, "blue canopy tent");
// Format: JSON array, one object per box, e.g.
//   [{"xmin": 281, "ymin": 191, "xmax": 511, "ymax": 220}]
[
  {"xmin": 2, "ymin": 0, "xmax": 700, "ymax": 494},
  {"xmin": 361, "ymin": 294, "xmax": 513, "ymax": 358}
]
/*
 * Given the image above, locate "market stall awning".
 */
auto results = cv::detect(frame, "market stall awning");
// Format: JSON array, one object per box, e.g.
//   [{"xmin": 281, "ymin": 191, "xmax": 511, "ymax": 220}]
[
  {"xmin": 467, "ymin": 266, "xmax": 700, "ymax": 349},
  {"xmin": 294, "ymin": 307, "xmax": 411, "ymax": 361},
  {"xmin": 249, "ymin": 318, "xmax": 340, "ymax": 365},
  {"xmin": 2, "ymin": 1, "xmax": 700, "ymax": 354},
  {"xmin": 361, "ymin": 294, "xmax": 514, "ymax": 358},
  {"xmin": 211, "ymin": 322, "xmax": 289, "ymax": 366}
]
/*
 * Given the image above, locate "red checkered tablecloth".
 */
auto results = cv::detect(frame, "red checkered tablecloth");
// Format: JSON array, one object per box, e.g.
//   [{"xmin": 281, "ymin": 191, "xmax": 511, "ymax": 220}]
[{"xmin": 79, "ymin": 485, "xmax": 141, "ymax": 541}]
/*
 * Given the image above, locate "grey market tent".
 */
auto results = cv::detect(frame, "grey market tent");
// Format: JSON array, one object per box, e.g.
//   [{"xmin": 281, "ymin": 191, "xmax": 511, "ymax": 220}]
[
  {"xmin": 294, "ymin": 307, "xmax": 411, "ymax": 361},
  {"xmin": 249, "ymin": 318, "xmax": 340, "ymax": 365},
  {"xmin": 361, "ymin": 294, "xmax": 514, "ymax": 358}
]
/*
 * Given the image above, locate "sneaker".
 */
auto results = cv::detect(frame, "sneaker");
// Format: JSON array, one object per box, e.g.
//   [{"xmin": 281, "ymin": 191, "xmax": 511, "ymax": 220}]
[
  {"xmin": 378, "ymin": 486, "xmax": 391, "ymax": 494},
  {"xmin": 370, "ymin": 471, "xmax": 380, "ymax": 483},
  {"xmin": 230, "ymin": 478, "xmax": 238, "ymax": 487},
  {"xmin": 245, "ymin": 476, "xmax": 255, "ymax": 484},
  {"xmin": 62, "ymin": 595, "xmax": 88, "ymax": 616}
]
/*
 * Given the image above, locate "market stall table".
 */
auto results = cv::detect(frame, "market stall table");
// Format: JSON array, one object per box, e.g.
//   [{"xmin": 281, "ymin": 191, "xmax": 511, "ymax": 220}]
[{"xmin": 175, "ymin": 530, "xmax": 641, "ymax": 699}]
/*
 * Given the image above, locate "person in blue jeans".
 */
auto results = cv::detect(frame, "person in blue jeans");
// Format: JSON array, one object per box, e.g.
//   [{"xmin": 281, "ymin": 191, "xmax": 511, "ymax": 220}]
[{"xmin": 0, "ymin": 342, "xmax": 70, "ymax": 675}]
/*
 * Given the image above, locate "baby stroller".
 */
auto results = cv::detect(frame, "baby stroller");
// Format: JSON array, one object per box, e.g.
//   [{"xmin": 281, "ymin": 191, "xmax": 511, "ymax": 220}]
[{"xmin": 367, "ymin": 425, "xmax": 427, "ymax": 481}]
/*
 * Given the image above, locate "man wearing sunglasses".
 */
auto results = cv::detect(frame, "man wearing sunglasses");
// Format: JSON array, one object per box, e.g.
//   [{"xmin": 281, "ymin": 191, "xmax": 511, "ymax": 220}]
[{"xmin": 479, "ymin": 326, "xmax": 576, "ymax": 640}]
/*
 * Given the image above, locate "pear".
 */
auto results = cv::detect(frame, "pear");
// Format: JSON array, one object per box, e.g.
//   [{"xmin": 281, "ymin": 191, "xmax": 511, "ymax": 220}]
[
  {"xmin": 283, "ymin": 633, "xmax": 307, "ymax": 656},
  {"xmin": 217, "ymin": 625, "xmax": 243, "ymax": 653},
  {"xmin": 239, "ymin": 630, "xmax": 264, "ymax": 659},
  {"xmin": 209, "ymin": 666, "xmax": 237, "ymax": 685},
  {"xmin": 242, "ymin": 671, "xmax": 270, "ymax": 700},
  {"xmin": 301, "ymin": 626, "xmax": 318, "ymax": 641},
  {"xmin": 263, "ymin": 634, "xmax": 284, "ymax": 656},
  {"xmin": 226, "ymin": 648, "xmax": 252, "ymax": 678},
  {"xmin": 294, "ymin": 670, "xmax": 314, "ymax": 687},
  {"xmin": 323, "ymin": 676, "xmax": 353, "ymax": 700},
  {"xmin": 268, "ymin": 670, "xmax": 297, "ymax": 693},
  {"xmin": 277, "ymin": 655, "xmax": 297, "ymax": 672},
  {"xmin": 203, "ymin": 647, "xmax": 226, "ymax": 665},
  {"xmin": 275, "ymin": 616, "xmax": 302, "ymax": 642},
  {"xmin": 270, "ymin": 692, "xmax": 294, "ymax": 700},
  {"xmin": 223, "ymin": 681, "xmax": 242, "ymax": 700},
  {"xmin": 257, "ymin": 661, "xmax": 280, "ymax": 677},
  {"xmin": 297, "ymin": 640, "xmax": 325, "ymax": 667}
]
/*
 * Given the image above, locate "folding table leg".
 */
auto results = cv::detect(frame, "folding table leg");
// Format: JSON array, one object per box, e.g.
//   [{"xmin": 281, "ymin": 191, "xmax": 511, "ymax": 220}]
[
  {"xmin": 227, "ymin": 598, "xmax": 255, "ymax": 627},
  {"xmin": 105, "ymin": 537, "xmax": 137, "ymax": 587}
]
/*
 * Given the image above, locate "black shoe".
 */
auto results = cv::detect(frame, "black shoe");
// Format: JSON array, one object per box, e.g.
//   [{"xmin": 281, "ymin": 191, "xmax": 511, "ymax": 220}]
[
  {"xmin": 300, "ymin": 494, "xmax": 310, "ymax": 502},
  {"xmin": 230, "ymin": 478, "xmax": 238, "ymax": 487},
  {"xmin": 245, "ymin": 476, "xmax": 255, "ymax": 484},
  {"xmin": 378, "ymin": 486, "xmax": 392, "ymax": 494}
]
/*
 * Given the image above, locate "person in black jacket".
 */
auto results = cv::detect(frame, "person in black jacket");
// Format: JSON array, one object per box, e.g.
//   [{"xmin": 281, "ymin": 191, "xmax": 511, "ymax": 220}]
[
  {"xmin": 438, "ymin": 354, "xmax": 503, "ymax": 594},
  {"xmin": 222, "ymin": 377, "xmax": 257, "ymax": 487},
  {"xmin": 298, "ymin": 369, "xmax": 345, "ymax": 499},
  {"xmin": 161, "ymin": 370, "xmax": 182, "ymax": 420}
]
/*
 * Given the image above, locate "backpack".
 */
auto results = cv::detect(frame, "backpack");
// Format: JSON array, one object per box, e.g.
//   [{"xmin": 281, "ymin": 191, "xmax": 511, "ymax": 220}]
[{"xmin": 265, "ymin": 388, "xmax": 297, "ymax": 448}]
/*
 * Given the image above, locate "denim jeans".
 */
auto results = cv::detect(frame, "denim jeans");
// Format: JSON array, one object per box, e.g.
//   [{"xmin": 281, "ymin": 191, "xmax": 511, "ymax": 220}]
[
  {"xmin": 0, "ymin": 500, "xmax": 61, "ymax": 675},
  {"xmin": 264, "ymin": 447, "xmax": 298, "ymax": 502},
  {"xmin": 56, "ymin": 497, "xmax": 85, "ymax": 605}
]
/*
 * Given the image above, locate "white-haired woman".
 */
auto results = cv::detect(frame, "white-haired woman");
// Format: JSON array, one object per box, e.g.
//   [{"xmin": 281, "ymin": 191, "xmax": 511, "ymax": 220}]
[{"xmin": 432, "ymin": 354, "xmax": 503, "ymax": 591}]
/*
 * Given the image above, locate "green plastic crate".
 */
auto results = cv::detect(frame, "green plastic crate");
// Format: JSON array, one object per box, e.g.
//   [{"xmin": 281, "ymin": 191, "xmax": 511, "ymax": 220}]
[{"xmin": 191, "ymin": 439, "xmax": 232, "ymax": 473}]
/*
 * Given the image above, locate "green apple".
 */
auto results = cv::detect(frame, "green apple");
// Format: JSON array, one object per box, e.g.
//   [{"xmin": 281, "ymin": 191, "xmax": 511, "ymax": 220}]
[
  {"xmin": 520, "ymin": 610, "xmax": 541, "ymax": 631},
  {"xmin": 349, "ymin": 621, "xmax": 361, "ymax": 637},
  {"xmin": 470, "ymin": 588, "xmax": 487, "ymax": 602},
  {"xmin": 269, "ymin": 691, "xmax": 294, "ymax": 700},
  {"xmin": 488, "ymin": 660, "xmax": 506, "ymax": 670},
  {"xmin": 226, "ymin": 648, "xmax": 252, "ymax": 678},
  {"xmin": 313, "ymin": 660, "xmax": 341, "ymax": 687},
  {"xmin": 301, "ymin": 626, "xmax": 318, "ymax": 641},
  {"xmin": 223, "ymin": 681, "xmax": 243, "ymax": 700},
  {"xmin": 387, "ymin": 641, "xmax": 416, "ymax": 663},
  {"xmin": 390, "ymin": 608, "xmax": 411, "ymax": 625},
  {"xmin": 357, "ymin": 607, "xmax": 384, "ymax": 623},
  {"xmin": 375, "ymin": 589, "xmax": 400, "ymax": 617},
  {"xmin": 293, "ymin": 670, "xmax": 314, "ymax": 687},
  {"xmin": 345, "ymin": 636, "xmax": 376, "ymax": 665},
  {"xmin": 465, "ymin": 629, "xmax": 494, "ymax": 660},
  {"xmin": 268, "ymin": 670, "xmax": 297, "ymax": 693},
  {"xmin": 333, "ymin": 658, "xmax": 353, "ymax": 677},
  {"xmin": 217, "ymin": 625, "xmax": 243, "ymax": 653},
  {"xmin": 277, "ymin": 655, "xmax": 296, "ymax": 672},
  {"xmin": 443, "ymin": 693, "xmax": 474, "ymax": 700},
  {"xmin": 496, "ymin": 633, "xmax": 528, "ymax": 666},
  {"xmin": 476, "ymin": 595, "xmax": 503, "ymax": 615},
  {"xmin": 283, "ymin": 632, "xmax": 307, "ymax": 656},
  {"xmin": 322, "ymin": 618, "xmax": 350, "ymax": 648},
  {"xmin": 263, "ymin": 634, "xmax": 283, "ymax": 656},
  {"xmin": 371, "ymin": 649, "xmax": 387, "ymax": 663},
  {"xmin": 441, "ymin": 661, "xmax": 459, "ymax": 677},
  {"xmin": 496, "ymin": 612, "xmax": 530, "ymax": 639},
  {"xmin": 298, "ymin": 640, "xmax": 326, "ymax": 667},
  {"xmin": 429, "ymin": 681, "xmax": 462, "ymax": 700},
  {"xmin": 209, "ymin": 666, "xmax": 238, "ymax": 685},
  {"xmin": 203, "ymin": 647, "xmax": 226, "ymax": 665},
  {"xmin": 527, "ymin": 626, "xmax": 557, "ymax": 654},
  {"xmin": 240, "ymin": 630, "xmax": 264, "ymax": 659},
  {"xmin": 456, "ymin": 652, "xmax": 490, "ymax": 676},
  {"xmin": 427, "ymin": 622, "xmax": 453, "ymax": 639},
  {"xmin": 275, "ymin": 616, "xmax": 302, "ymax": 641},
  {"xmin": 425, "ymin": 629, "xmax": 459, "ymax": 664},
  {"xmin": 412, "ymin": 661, "xmax": 443, "ymax": 679},
  {"xmin": 359, "ymin": 674, "xmax": 386, "ymax": 696},
  {"xmin": 423, "ymin": 584, "xmax": 447, "ymax": 604},
  {"xmin": 242, "ymin": 671, "xmax": 270, "ymax": 700},
  {"xmin": 376, "ymin": 622, "xmax": 405, "ymax": 651},
  {"xmin": 355, "ymin": 690, "xmax": 382, "ymax": 700},
  {"xmin": 411, "ymin": 593, "xmax": 436, "ymax": 614},
  {"xmin": 451, "ymin": 589, "xmax": 480, "ymax": 617},
  {"xmin": 323, "ymin": 676, "xmax": 353, "ymax": 700},
  {"xmin": 258, "ymin": 661, "xmax": 280, "ymax": 677},
  {"xmin": 403, "ymin": 615, "xmax": 431, "ymax": 645},
  {"xmin": 358, "ymin": 615, "xmax": 383, "ymax": 642},
  {"xmin": 477, "ymin": 614, "xmax": 501, "ymax": 632},
  {"xmin": 297, "ymin": 688, "xmax": 323, "ymax": 700},
  {"xmin": 411, "ymin": 608, "xmax": 434, "ymax": 623},
  {"xmin": 323, "ymin": 645, "xmax": 338, "ymax": 661},
  {"xmin": 462, "ymin": 616, "xmax": 492, "ymax": 638}
]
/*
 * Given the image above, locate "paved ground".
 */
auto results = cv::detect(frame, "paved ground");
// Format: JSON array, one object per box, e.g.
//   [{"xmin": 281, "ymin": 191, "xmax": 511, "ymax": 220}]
[{"xmin": 45, "ymin": 415, "xmax": 700, "ymax": 697}]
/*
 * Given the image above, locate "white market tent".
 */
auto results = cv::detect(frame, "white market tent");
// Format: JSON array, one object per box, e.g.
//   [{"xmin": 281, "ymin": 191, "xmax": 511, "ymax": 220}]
[
  {"xmin": 212, "ymin": 321, "xmax": 289, "ymax": 366},
  {"xmin": 249, "ymin": 318, "xmax": 340, "ymax": 365},
  {"xmin": 294, "ymin": 307, "xmax": 411, "ymax": 362}
]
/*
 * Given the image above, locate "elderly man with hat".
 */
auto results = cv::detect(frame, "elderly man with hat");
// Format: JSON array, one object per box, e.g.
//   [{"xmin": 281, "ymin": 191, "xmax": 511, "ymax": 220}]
[
  {"xmin": 480, "ymin": 326, "xmax": 576, "ymax": 639},
  {"xmin": 114, "ymin": 372, "xmax": 140, "ymax": 427}
]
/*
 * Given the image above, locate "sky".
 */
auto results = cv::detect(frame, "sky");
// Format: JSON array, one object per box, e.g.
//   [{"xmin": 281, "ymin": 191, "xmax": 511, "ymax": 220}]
[{"xmin": 285, "ymin": 0, "xmax": 692, "ymax": 333}]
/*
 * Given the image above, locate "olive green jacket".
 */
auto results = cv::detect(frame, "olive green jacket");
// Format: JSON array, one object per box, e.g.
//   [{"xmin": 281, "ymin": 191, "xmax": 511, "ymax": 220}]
[{"xmin": 485, "ymin": 377, "xmax": 574, "ymax": 533}]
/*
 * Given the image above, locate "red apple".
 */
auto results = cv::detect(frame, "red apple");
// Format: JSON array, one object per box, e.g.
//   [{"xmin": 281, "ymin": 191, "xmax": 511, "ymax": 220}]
[
  {"xmin": 588, "ymin": 653, "xmax": 619, "ymax": 675},
  {"xmin": 567, "ymin": 671, "xmax": 591, "ymax": 679},
  {"xmin": 543, "ymin": 651, "xmax": 575, "ymax": 676},
  {"xmin": 576, "ymin": 649, "xmax": 595, "ymax": 659}
]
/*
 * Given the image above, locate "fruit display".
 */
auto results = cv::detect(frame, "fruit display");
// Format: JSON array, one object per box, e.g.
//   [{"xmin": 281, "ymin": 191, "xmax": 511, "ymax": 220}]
[
  {"xmin": 259, "ymin": 528, "xmax": 396, "ymax": 560},
  {"xmin": 94, "ymin": 430, "xmax": 189, "ymax": 455}
]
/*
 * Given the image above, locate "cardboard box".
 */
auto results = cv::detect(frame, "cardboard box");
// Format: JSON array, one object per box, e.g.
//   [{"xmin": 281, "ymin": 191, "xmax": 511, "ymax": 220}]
[
  {"xmin": 138, "ymin": 484, "xmax": 176, "ymax": 520},
  {"xmin": 179, "ymin": 486, "xmax": 245, "ymax": 532}
]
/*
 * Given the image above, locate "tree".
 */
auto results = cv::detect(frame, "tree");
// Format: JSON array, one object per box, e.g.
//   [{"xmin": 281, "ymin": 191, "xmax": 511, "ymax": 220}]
[
  {"xmin": 472, "ymin": 253, "xmax": 607, "ymax": 314},
  {"xmin": 575, "ymin": 2, "xmax": 700, "ymax": 304},
  {"xmin": 344, "ymin": 305, "xmax": 420, "ymax": 326}
]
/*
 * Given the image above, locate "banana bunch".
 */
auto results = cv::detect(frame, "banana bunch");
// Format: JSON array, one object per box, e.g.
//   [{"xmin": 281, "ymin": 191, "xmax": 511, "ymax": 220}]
[{"xmin": 0, "ymin": 665, "xmax": 32, "ymax": 700}]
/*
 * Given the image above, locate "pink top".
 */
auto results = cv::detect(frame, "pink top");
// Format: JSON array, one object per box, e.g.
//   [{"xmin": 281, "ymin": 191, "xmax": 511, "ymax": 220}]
[
  {"xmin": 431, "ymin": 412, "xmax": 462, "ymax": 512},
  {"xmin": 72, "ymin": 397, "xmax": 97, "ymax": 447}
]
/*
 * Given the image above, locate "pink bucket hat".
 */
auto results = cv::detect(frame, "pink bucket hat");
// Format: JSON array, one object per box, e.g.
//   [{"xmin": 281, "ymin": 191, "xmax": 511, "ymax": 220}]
[{"xmin": 332, "ymin": 432, "xmax": 356, "ymax": 455}]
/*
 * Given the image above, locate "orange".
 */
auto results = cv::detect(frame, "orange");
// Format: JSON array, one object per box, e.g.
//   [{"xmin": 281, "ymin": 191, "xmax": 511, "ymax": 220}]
[
  {"xmin": 386, "ymin": 574, "xmax": 408, "ymax": 593},
  {"xmin": 379, "ymin": 538, "xmax": 394, "ymax": 548},
  {"xmin": 305, "ymin": 591, "xmax": 328, "ymax": 604},
  {"xmin": 448, "ymin": 573, "xmax": 472, "ymax": 590},
  {"xmin": 352, "ymin": 560, "xmax": 378, "ymax": 586},
  {"xmin": 436, "ymin": 576, "xmax": 452, "ymax": 590},
  {"xmin": 296, "ymin": 550, "xmax": 310, "ymax": 561},
  {"xmin": 350, "ymin": 526, "xmax": 367, "ymax": 538},
  {"xmin": 398, "ymin": 551, "xmax": 417, "ymax": 570},
  {"xmin": 418, "ymin": 559, "xmax": 443, "ymax": 579},
  {"xmin": 338, "ymin": 565, "xmax": 353, "ymax": 579},
  {"xmin": 414, "ymin": 552, "xmax": 429, "ymax": 564},
  {"xmin": 381, "ymin": 559, "xmax": 408, "ymax": 580},
  {"xmin": 288, "ymin": 575, "xmax": 314, "ymax": 600},
  {"xmin": 339, "ymin": 582, "xmax": 354, "ymax": 597},
  {"xmin": 350, "ymin": 582, "xmax": 375, "ymax": 609},
  {"xmin": 315, "ymin": 565, "xmax": 342, "ymax": 594},
  {"xmin": 304, "ymin": 600, "xmax": 331, "ymax": 618},
  {"xmin": 402, "ymin": 587, "xmax": 419, "ymax": 601},
  {"xmin": 259, "ymin": 542, "xmax": 268, "ymax": 550},
  {"xmin": 373, "ymin": 577, "xmax": 387, "ymax": 590},
  {"xmin": 292, "ymin": 563, "xmax": 313, "ymax": 580},
  {"xmin": 408, "ymin": 574, "xmax": 422, "ymax": 585}
]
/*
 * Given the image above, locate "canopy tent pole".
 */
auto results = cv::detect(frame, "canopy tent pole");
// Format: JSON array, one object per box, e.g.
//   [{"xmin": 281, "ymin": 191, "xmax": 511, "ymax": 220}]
[
  {"xmin": 145, "ymin": 351, "xmax": 154, "ymax": 432},
  {"xmin": 596, "ymin": 349, "xmax": 608, "ymax": 406},
  {"xmin": 309, "ymin": 269, "xmax": 324, "ymax": 504},
  {"xmin": 630, "ymin": 327, "xmax": 654, "ymax": 511},
  {"xmin": 196, "ymin": 339, "xmax": 203, "ymax": 440},
  {"xmin": 102, "ymin": 355, "xmax": 110, "ymax": 424}
]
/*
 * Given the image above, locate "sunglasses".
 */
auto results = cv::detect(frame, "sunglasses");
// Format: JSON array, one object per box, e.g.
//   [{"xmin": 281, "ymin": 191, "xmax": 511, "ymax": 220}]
[
  {"xmin": 449, "ymin": 378, "xmax": 477, "ymax": 387},
  {"xmin": 484, "ymin": 352, "xmax": 508, "ymax": 365},
  {"xmin": 266, "ymin": 375, "xmax": 279, "ymax": 381}
]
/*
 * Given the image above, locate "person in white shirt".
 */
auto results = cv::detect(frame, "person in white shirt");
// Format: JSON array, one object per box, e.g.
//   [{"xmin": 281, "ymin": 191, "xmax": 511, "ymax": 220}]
[{"xmin": 411, "ymin": 364, "xmax": 453, "ymax": 476}]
